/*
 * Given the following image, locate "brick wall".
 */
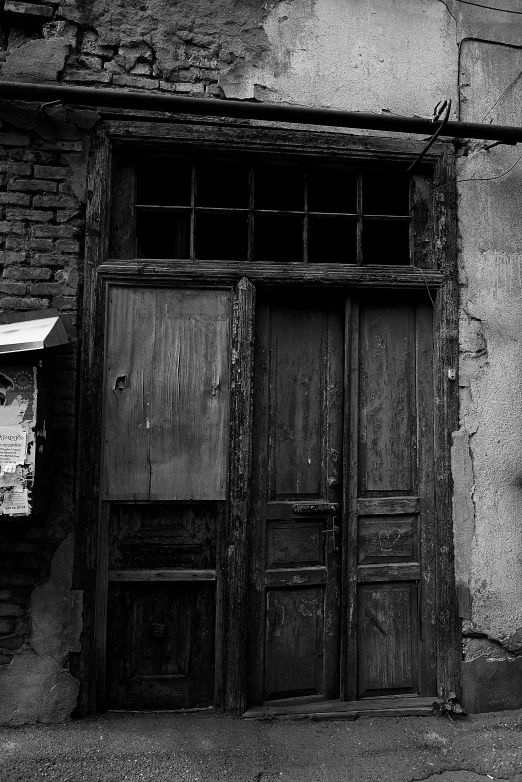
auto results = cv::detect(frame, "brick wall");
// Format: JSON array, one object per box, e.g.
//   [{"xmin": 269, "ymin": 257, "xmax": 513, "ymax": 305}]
[{"xmin": 0, "ymin": 121, "xmax": 83, "ymax": 681}]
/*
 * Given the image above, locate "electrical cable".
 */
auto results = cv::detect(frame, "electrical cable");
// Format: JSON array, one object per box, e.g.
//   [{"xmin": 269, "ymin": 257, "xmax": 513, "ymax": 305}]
[
  {"xmin": 409, "ymin": 148, "xmax": 522, "ymax": 213},
  {"xmin": 482, "ymin": 69, "xmax": 522, "ymax": 123},
  {"xmin": 407, "ymin": 99, "xmax": 452, "ymax": 173},
  {"xmin": 456, "ymin": 0, "xmax": 522, "ymax": 14}
]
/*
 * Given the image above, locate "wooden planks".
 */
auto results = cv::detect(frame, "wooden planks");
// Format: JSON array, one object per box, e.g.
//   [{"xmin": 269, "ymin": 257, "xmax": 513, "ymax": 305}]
[
  {"xmin": 224, "ymin": 277, "xmax": 255, "ymax": 714},
  {"xmin": 243, "ymin": 695, "xmax": 435, "ymax": 719},
  {"xmin": 358, "ymin": 305, "xmax": 415, "ymax": 494},
  {"xmin": 99, "ymin": 259, "xmax": 445, "ymax": 290},
  {"xmin": 103, "ymin": 287, "xmax": 230, "ymax": 501}
]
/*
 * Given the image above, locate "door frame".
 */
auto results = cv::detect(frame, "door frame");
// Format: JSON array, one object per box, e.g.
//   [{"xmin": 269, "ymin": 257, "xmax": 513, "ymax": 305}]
[{"xmin": 73, "ymin": 119, "xmax": 459, "ymax": 716}]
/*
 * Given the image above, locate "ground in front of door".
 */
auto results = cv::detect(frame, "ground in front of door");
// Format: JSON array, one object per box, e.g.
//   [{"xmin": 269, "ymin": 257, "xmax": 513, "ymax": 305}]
[{"xmin": 3, "ymin": 710, "xmax": 522, "ymax": 782}]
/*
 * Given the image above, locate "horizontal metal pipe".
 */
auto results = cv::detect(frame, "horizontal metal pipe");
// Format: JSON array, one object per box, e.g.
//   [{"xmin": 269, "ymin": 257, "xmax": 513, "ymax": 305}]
[{"xmin": 1, "ymin": 80, "xmax": 522, "ymax": 143}]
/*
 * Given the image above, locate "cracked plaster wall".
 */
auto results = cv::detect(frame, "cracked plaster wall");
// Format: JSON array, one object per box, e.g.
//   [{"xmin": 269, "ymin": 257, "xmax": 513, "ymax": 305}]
[{"xmin": 456, "ymin": 38, "xmax": 522, "ymax": 669}]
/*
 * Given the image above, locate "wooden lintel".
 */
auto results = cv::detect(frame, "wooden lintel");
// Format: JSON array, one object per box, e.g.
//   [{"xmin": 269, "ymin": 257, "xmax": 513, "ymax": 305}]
[{"xmin": 98, "ymin": 261, "xmax": 445, "ymax": 289}]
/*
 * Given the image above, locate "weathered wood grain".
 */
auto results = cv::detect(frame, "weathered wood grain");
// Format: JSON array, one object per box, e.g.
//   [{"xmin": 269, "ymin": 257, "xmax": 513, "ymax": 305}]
[
  {"xmin": 224, "ymin": 277, "xmax": 255, "ymax": 714},
  {"xmin": 103, "ymin": 287, "xmax": 230, "ymax": 501},
  {"xmin": 357, "ymin": 497, "xmax": 419, "ymax": 515},
  {"xmin": 73, "ymin": 134, "xmax": 112, "ymax": 716},
  {"xmin": 98, "ymin": 260, "xmax": 445, "ymax": 290},
  {"xmin": 357, "ymin": 563, "xmax": 421, "ymax": 582},
  {"xmin": 108, "ymin": 569, "xmax": 216, "ymax": 581},
  {"xmin": 433, "ymin": 152, "xmax": 461, "ymax": 699}
]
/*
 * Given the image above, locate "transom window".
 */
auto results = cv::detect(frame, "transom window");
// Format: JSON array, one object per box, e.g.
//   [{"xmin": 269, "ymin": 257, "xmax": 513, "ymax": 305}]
[{"xmin": 113, "ymin": 153, "xmax": 428, "ymax": 265}]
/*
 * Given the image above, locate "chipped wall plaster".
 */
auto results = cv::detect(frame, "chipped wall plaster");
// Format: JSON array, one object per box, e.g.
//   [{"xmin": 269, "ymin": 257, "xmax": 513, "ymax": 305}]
[
  {"xmin": 0, "ymin": 534, "xmax": 82, "ymax": 724},
  {"xmin": 457, "ymin": 37, "xmax": 522, "ymax": 654},
  {"xmin": 219, "ymin": 0, "xmax": 459, "ymax": 117}
]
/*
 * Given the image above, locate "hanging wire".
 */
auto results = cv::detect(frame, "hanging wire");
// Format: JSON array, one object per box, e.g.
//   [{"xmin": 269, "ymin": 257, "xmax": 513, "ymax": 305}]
[
  {"xmin": 407, "ymin": 99, "xmax": 452, "ymax": 174},
  {"xmin": 456, "ymin": 0, "xmax": 522, "ymax": 13},
  {"xmin": 409, "ymin": 147, "xmax": 522, "ymax": 214},
  {"xmin": 481, "ymin": 69, "xmax": 522, "ymax": 123}
]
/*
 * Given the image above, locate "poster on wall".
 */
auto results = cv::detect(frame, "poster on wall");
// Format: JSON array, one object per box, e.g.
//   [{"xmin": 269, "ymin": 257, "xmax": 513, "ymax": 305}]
[{"xmin": 0, "ymin": 366, "xmax": 37, "ymax": 517}]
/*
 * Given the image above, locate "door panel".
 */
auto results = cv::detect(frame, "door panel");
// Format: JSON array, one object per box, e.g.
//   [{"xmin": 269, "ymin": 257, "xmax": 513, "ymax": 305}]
[
  {"xmin": 103, "ymin": 286, "xmax": 230, "ymax": 502},
  {"xmin": 347, "ymin": 298, "xmax": 435, "ymax": 699},
  {"xmin": 250, "ymin": 292, "xmax": 436, "ymax": 708},
  {"xmin": 106, "ymin": 581, "xmax": 215, "ymax": 709},
  {"xmin": 357, "ymin": 582, "xmax": 418, "ymax": 696},
  {"xmin": 358, "ymin": 306, "xmax": 416, "ymax": 495},
  {"xmin": 102, "ymin": 285, "xmax": 231, "ymax": 711},
  {"xmin": 250, "ymin": 295, "xmax": 343, "ymax": 705}
]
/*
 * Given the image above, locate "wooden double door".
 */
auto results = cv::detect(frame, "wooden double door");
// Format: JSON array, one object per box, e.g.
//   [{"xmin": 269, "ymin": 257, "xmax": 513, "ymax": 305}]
[
  {"xmin": 100, "ymin": 283, "xmax": 435, "ymax": 711},
  {"xmin": 248, "ymin": 291, "xmax": 436, "ymax": 706}
]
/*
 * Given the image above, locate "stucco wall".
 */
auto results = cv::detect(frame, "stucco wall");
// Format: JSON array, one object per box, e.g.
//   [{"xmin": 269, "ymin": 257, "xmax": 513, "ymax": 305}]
[{"xmin": 1, "ymin": 0, "xmax": 522, "ymax": 719}]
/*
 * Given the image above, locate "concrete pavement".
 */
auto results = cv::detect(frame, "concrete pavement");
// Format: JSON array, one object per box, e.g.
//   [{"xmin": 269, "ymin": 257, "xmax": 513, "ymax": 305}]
[{"xmin": 2, "ymin": 708, "xmax": 522, "ymax": 781}]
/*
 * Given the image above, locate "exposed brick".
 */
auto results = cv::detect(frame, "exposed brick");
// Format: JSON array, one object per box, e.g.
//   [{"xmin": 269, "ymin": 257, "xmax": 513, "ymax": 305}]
[
  {"xmin": 55, "ymin": 239, "xmax": 80, "ymax": 253},
  {"xmin": 4, "ymin": 2, "xmax": 54, "ymax": 19},
  {"xmin": 0, "ymin": 297, "xmax": 49, "ymax": 310},
  {"xmin": 0, "ymin": 193, "xmax": 31, "ymax": 207},
  {"xmin": 0, "ymin": 590, "xmax": 13, "ymax": 600},
  {"xmin": 0, "ymin": 604, "xmax": 23, "ymax": 617},
  {"xmin": 6, "ymin": 209, "xmax": 53, "ymax": 223},
  {"xmin": 33, "ymin": 194, "xmax": 79, "ymax": 209},
  {"xmin": 29, "ymin": 282, "xmax": 64, "ymax": 295},
  {"xmin": 0, "ymin": 635, "xmax": 24, "ymax": 650},
  {"xmin": 33, "ymin": 165, "xmax": 69, "ymax": 180},
  {"xmin": 30, "ymin": 253, "xmax": 69, "ymax": 267},
  {"xmin": 33, "ymin": 224, "xmax": 78, "ymax": 238},
  {"xmin": 1, "ymin": 542, "xmax": 40, "ymax": 553},
  {"xmin": 0, "ymin": 282, "xmax": 28, "ymax": 295},
  {"xmin": 29, "ymin": 239, "xmax": 54, "ymax": 251},
  {"xmin": 0, "ymin": 221, "xmax": 25, "ymax": 235},
  {"xmin": 4, "ymin": 266, "xmax": 52, "ymax": 280},
  {"xmin": 113, "ymin": 74, "xmax": 160, "ymax": 89},
  {"xmin": 62, "ymin": 70, "xmax": 112, "ymax": 84},
  {"xmin": 0, "ymin": 134, "xmax": 29, "ymax": 147},
  {"xmin": 9, "ymin": 179, "xmax": 58, "ymax": 193},
  {"xmin": 56, "ymin": 210, "xmax": 81, "ymax": 224},
  {"xmin": 0, "ymin": 163, "xmax": 32, "ymax": 176},
  {"xmin": 0, "ymin": 619, "xmax": 15, "ymax": 635},
  {"xmin": 54, "ymin": 295, "xmax": 76, "ymax": 310},
  {"xmin": 4, "ymin": 237, "xmax": 27, "ymax": 251},
  {"xmin": 0, "ymin": 251, "xmax": 27, "ymax": 265}
]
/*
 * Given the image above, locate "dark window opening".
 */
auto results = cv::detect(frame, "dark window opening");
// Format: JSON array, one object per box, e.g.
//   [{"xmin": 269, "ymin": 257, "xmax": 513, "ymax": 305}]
[{"xmin": 120, "ymin": 153, "xmax": 427, "ymax": 265}]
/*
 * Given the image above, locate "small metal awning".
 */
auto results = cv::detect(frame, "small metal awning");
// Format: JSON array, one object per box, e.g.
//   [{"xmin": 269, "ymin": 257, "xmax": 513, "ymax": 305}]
[{"xmin": 0, "ymin": 316, "xmax": 68, "ymax": 354}]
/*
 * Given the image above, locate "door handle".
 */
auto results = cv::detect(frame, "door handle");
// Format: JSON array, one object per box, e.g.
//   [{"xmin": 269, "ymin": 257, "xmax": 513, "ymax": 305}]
[{"xmin": 321, "ymin": 516, "xmax": 340, "ymax": 551}]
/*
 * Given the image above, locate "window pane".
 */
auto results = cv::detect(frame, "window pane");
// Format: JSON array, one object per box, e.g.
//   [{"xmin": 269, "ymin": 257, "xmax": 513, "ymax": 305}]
[
  {"xmin": 308, "ymin": 216, "xmax": 357, "ymax": 263},
  {"xmin": 255, "ymin": 166, "xmax": 304, "ymax": 211},
  {"xmin": 363, "ymin": 219, "xmax": 410, "ymax": 265},
  {"xmin": 136, "ymin": 211, "xmax": 190, "ymax": 258},
  {"xmin": 137, "ymin": 158, "xmax": 192, "ymax": 206},
  {"xmin": 195, "ymin": 212, "xmax": 248, "ymax": 260},
  {"xmin": 362, "ymin": 172, "xmax": 410, "ymax": 215},
  {"xmin": 254, "ymin": 214, "xmax": 303, "ymax": 262},
  {"xmin": 196, "ymin": 161, "xmax": 249, "ymax": 208},
  {"xmin": 308, "ymin": 168, "xmax": 357, "ymax": 213}
]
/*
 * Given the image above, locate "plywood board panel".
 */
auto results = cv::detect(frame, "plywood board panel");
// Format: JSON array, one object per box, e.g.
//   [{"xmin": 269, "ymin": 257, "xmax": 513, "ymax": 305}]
[{"xmin": 104, "ymin": 287, "xmax": 230, "ymax": 500}]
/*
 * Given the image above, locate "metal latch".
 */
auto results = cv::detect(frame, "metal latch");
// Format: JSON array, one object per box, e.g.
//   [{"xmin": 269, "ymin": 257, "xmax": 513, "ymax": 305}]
[{"xmin": 321, "ymin": 516, "xmax": 340, "ymax": 550}]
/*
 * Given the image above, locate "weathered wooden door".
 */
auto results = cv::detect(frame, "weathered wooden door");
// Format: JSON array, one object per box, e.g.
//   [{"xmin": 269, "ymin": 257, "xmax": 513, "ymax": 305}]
[
  {"xmin": 102, "ymin": 285, "xmax": 230, "ymax": 710},
  {"xmin": 249, "ymin": 292, "xmax": 435, "ymax": 706}
]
